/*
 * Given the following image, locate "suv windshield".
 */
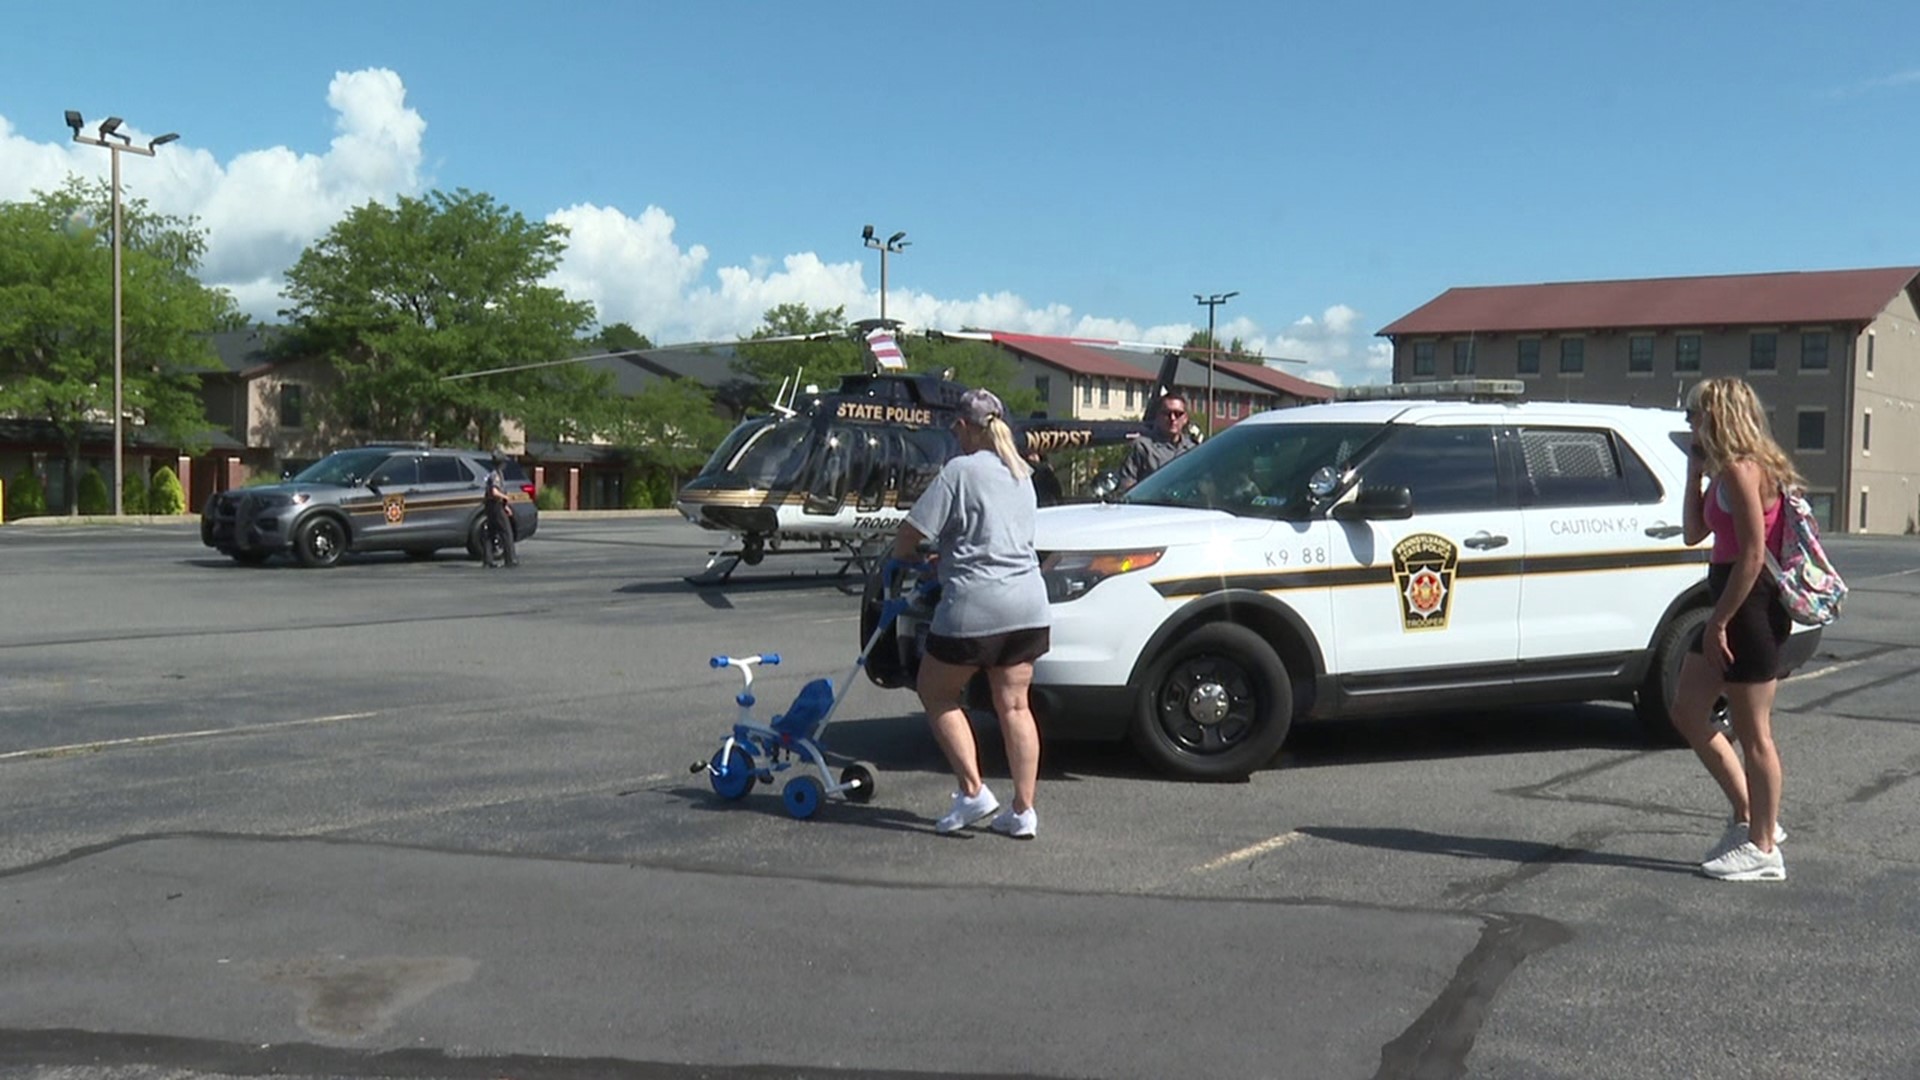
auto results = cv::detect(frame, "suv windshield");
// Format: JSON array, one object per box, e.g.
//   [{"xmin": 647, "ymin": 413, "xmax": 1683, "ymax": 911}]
[
  {"xmin": 290, "ymin": 449, "xmax": 393, "ymax": 486},
  {"xmin": 1125, "ymin": 422, "xmax": 1385, "ymax": 518}
]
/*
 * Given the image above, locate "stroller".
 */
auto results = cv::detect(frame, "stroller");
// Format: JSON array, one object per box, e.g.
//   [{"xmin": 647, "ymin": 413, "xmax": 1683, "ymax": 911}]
[{"xmin": 692, "ymin": 562, "xmax": 937, "ymax": 819}]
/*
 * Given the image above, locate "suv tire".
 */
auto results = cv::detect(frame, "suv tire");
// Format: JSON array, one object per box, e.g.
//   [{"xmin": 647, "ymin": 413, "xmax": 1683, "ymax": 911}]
[
  {"xmin": 1635, "ymin": 606, "xmax": 1728, "ymax": 745},
  {"xmin": 1132, "ymin": 623, "xmax": 1293, "ymax": 781},
  {"xmin": 295, "ymin": 516, "xmax": 347, "ymax": 568}
]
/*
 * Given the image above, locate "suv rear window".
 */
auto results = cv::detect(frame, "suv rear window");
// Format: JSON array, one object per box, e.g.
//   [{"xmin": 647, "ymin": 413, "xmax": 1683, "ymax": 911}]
[{"xmin": 1516, "ymin": 426, "xmax": 1663, "ymax": 507}]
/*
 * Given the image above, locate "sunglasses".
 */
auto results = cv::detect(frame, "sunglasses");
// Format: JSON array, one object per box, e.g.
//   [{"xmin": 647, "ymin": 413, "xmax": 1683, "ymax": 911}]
[{"xmin": 1163, "ymin": 408, "xmax": 1187, "ymax": 418}]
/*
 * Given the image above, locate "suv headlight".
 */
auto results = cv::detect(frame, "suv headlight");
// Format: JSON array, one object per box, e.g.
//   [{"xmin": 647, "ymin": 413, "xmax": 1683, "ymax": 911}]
[
  {"xmin": 1041, "ymin": 549, "xmax": 1164, "ymax": 603},
  {"xmin": 259, "ymin": 493, "xmax": 311, "ymax": 509}
]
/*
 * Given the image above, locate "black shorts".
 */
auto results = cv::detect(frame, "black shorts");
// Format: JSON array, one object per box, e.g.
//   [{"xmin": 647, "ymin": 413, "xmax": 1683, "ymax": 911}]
[
  {"xmin": 1689, "ymin": 563, "xmax": 1790, "ymax": 683},
  {"xmin": 925, "ymin": 626, "xmax": 1051, "ymax": 668}
]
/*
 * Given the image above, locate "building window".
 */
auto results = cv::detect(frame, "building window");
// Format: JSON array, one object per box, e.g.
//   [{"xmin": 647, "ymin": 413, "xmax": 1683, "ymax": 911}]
[
  {"xmin": 1413, "ymin": 341, "xmax": 1435, "ymax": 376},
  {"xmin": 1517, "ymin": 339, "xmax": 1540, "ymax": 375},
  {"xmin": 1805, "ymin": 492, "xmax": 1835, "ymax": 532},
  {"xmin": 1800, "ymin": 331, "xmax": 1828, "ymax": 371},
  {"xmin": 1859, "ymin": 488, "xmax": 1869, "ymax": 531},
  {"xmin": 1866, "ymin": 332, "xmax": 1876, "ymax": 375},
  {"xmin": 1126, "ymin": 383, "xmax": 1136, "ymax": 410},
  {"xmin": 1559, "ymin": 338, "xmax": 1585, "ymax": 374},
  {"xmin": 1452, "ymin": 339, "xmax": 1475, "ymax": 375},
  {"xmin": 1628, "ymin": 336, "xmax": 1653, "ymax": 374},
  {"xmin": 1675, "ymin": 334, "xmax": 1702, "ymax": 373},
  {"xmin": 1034, "ymin": 375, "xmax": 1051, "ymax": 405},
  {"xmin": 1749, "ymin": 332, "xmax": 1777, "ymax": 372},
  {"xmin": 1100, "ymin": 378, "xmax": 1110, "ymax": 408},
  {"xmin": 279, "ymin": 384, "xmax": 305, "ymax": 429},
  {"xmin": 1863, "ymin": 409, "xmax": 1872, "ymax": 453},
  {"xmin": 1796, "ymin": 409, "xmax": 1825, "ymax": 452},
  {"xmin": 1081, "ymin": 379, "xmax": 1092, "ymax": 406}
]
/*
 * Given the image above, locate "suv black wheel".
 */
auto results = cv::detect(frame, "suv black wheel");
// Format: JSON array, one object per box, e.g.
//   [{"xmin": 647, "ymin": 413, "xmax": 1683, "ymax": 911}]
[
  {"xmin": 1132, "ymin": 623, "xmax": 1293, "ymax": 781},
  {"xmin": 1636, "ymin": 606, "xmax": 1726, "ymax": 745},
  {"xmin": 294, "ymin": 516, "xmax": 347, "ymax": 568}
]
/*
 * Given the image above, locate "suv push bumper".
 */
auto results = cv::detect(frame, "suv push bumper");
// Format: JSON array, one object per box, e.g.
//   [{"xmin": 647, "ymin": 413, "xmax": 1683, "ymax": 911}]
[{"xmin": 202, "ymin": 497, "xmax": 296, "ymax": 555}]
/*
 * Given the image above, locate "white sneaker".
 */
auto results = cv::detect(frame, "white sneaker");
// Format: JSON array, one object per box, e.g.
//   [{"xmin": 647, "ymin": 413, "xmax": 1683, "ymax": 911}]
[
  {"xmin": 989, "ymin": 806, "xmax": 1038, "ymax": 840},
  {"xmin": 935, "ymin": 787, "xmax": 1000, "ymax": 834},
  {"xmin": 1702, "ymin": 820, "xmax": 1788, "ymax": 865},
  {"xmin": 1701, "ymin": 841, "xmax": 1786, "ymax": 882}
]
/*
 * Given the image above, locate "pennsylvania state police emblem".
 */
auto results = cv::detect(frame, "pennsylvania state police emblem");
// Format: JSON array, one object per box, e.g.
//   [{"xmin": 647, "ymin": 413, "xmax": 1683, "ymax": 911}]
[
  {"xmin": 1391, "ymin": 532, "xmax": 1459, "ymax": 632},
  {"xmin": 383, "ymin": 494, "xmax": 406, "ymax": 524}
]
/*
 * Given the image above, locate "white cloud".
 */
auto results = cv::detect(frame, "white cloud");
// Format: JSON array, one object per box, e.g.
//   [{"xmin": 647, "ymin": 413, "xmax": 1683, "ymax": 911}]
[{"xmin": 1, "ymin": 69, "xmax": 1388, "ymax": 384}]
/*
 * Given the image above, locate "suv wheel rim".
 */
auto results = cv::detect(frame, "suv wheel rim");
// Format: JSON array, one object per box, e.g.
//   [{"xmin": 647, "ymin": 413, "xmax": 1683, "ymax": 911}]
[{"xmin": 1156, "ymin": 656, "xmax": 1255, "ymax": 754}]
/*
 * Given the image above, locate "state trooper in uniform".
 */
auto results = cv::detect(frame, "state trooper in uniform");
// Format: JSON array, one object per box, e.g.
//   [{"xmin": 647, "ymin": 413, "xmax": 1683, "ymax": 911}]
[{"xmin": 482, "ymin": 452, "xmax": 518, "ymax": 568}]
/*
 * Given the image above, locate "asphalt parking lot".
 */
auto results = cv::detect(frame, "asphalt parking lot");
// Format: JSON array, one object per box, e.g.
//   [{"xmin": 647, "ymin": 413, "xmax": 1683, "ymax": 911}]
[{"xmin": 1, "ymin": 515, "xmax": 1917, "ymax": 1079}]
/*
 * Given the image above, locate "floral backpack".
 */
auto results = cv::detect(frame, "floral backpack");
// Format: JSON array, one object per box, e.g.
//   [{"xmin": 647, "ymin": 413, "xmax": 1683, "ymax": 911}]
[{"xmin": 1765, "ymin": 486, "xmax": 1847, "ymax": 627}]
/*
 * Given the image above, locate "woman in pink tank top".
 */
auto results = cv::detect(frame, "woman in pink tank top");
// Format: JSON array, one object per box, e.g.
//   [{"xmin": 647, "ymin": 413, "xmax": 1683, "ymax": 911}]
[{"xmin": 1676, "ymin": 377, "xmax": 1802, "ymax": 882}]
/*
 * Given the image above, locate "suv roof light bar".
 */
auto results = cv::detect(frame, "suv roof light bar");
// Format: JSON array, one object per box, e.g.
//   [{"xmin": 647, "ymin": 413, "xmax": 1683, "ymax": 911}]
[{"xmin": 1335, "ymin": 379, "xmax": 1526, "ymax": 402}]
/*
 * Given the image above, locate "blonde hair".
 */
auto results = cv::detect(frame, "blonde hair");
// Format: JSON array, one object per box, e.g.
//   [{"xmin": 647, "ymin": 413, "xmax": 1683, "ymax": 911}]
[
  {"xmin": 981, "ymin": 415, "xmax": 1032, "ymax": 480},
  {"xmin": 1685, "ymin": 377, "xmax": 1802, "ymax": 490}
]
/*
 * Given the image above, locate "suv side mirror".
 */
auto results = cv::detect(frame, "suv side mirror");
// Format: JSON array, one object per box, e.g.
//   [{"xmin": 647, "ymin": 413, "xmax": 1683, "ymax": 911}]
[
  {"xmin": 1090, "ymin": 470, "xmax": 1122, "ymax": 502},
  {"xmin": 1331, "ymin": 484, "xmax": 1413, "ymax": 521}
]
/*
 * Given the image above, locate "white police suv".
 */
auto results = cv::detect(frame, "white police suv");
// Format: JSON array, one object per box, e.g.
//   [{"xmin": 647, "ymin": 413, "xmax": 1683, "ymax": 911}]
[{"xmin": 869, "ymin": 380, "xmax": 1820, "ymax": 780}]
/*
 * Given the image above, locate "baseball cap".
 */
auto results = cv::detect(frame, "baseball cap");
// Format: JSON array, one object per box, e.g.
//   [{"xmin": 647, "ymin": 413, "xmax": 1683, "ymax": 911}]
[{"xmin": 957, "ymin": 387, "xmax": 1006, "ymax": 427}]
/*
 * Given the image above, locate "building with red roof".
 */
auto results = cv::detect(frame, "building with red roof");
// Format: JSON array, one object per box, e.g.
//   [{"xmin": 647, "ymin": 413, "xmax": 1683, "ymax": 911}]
[{"xmin": 1378, "ymin": 267, "xmax": 1920, "ymax": 533}]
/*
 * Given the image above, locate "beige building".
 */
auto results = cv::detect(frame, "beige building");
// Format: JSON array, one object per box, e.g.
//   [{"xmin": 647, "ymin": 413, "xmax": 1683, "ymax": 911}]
[{"xmin": 1379, "ymin": 266, "xmax": 1920, "ymax": 534}]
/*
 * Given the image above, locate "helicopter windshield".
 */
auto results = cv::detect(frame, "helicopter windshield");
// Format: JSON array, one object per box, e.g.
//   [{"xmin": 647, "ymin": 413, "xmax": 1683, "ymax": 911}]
[
  {"xmin": 696, "ymin": 416, "xmax": 817, "ymax": 489},
  {"xmin": 1124, "ymin": 422, "xmax": 1384, "ymax": 519}
]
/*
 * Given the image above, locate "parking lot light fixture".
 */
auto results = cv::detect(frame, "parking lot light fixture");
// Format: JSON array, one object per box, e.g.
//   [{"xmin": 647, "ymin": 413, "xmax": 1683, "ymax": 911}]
[{"xmin": 64, "ymin": 109, "xmax": 177, "ymax": 515}]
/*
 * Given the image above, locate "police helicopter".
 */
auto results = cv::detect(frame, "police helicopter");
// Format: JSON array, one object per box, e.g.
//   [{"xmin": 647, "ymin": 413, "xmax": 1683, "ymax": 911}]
[
  {"xmin": 671, "ymin": 319, "xmax": 1188, "ymax": 585},
  {"xmin": 447, "ymin": 316, "xmax": 1285, "ymax": 585}
]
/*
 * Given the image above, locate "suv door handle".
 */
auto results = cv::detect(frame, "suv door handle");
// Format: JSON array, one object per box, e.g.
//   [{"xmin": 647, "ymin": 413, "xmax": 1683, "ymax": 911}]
[
  {"xmin": 1643, "ymin": 523, "xmax": 1685, "ymax": 539},
  {"xmin": 1463, "ymin": 531, "xmax": 1509, "ymax": 550}
]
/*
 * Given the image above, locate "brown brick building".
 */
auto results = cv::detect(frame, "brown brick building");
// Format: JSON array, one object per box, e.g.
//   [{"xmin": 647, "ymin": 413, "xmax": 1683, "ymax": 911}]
[{"xmin": 1379, "ymin": 267, "xmax": 1920, "ymax": 533}]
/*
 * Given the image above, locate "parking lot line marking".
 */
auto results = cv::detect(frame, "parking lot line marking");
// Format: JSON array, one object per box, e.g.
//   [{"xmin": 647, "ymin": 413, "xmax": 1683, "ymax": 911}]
[
  {"xmin": 1190, "ymin": 831, "xmax": 1302, "ymax": 874},
  {"xmin": 0, "ymin": 712, "xmax": 380, "ymax": 763},
  {"xmin": 1790, "ymin": 658, "xmax": 1869, "ymax": 683}
]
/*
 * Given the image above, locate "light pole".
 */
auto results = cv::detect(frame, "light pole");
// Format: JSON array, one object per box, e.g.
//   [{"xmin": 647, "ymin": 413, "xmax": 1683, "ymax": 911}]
[
  {"xmin": 65, "ymin": 110, "xmax": 178, "ymax": 516},
  {"xmin": 861, "ymin": 224, "xmax": 909, "ymax": 322},
  {"xmin": 1194, "ymin": 291, "xmax": 1238, "ymax": 436}
]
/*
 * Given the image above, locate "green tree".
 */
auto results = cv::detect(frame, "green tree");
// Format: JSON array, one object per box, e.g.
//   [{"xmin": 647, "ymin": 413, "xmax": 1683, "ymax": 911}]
[
  {"xmin": 0, "ymin": 179, "xmax": 239, "ymax": 513},
  {"xmin": 279, "ymin": 189, "xmax": 605, "ymax": 448},
  {"xmin": 5, "ymin": 471, "xmax": 46, "ymax": 520},
  {"xmin": 730, "ymin": 303, "xmax": 856, "ymax": 414},
  {"xmin": 76, "ymin": 469, "xmax": 110, "ymax": 515},
  {"xmin": 591, "ymin": 322, "xmax": 653, "ymax": 353},
  {"xmin": 121, "ymin": 471, "xmax": 150, "ymax": 515},
  {"xmin": 606, "ymin": 376, "xmax": 733, "ymax": 485},
  {"xmin": 149, "ymin": 465, "xmax": 185, "ymax": 514}
]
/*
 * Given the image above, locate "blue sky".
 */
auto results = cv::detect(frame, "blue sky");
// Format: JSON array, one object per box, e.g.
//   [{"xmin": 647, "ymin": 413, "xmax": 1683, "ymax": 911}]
[{"xmin": 4, "ymin": 1, "xmax": 1917, "ymax": 386}]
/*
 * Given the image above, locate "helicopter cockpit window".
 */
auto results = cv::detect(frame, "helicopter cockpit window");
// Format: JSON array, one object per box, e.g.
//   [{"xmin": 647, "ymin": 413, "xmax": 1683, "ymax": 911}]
[
  {"xmin": 895, "ymin": 427, "xmax": 954, "ymax": 510},
  {"xmin": 722, "ymin": 419, "xmax": 815, "ymax": 489},
  {"xmin": 804, "ymin": 426, "xmax": 857, "ymax": 515},
  {"xmin": 855, "ymin": 430, "xmax": 893, "ymax": 512}
]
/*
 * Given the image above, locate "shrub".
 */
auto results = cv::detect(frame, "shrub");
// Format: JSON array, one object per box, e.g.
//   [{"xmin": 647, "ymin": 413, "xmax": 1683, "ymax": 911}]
[
  {"xmin": 535, "ymin": 485, "xmax": 566, "ymax": 511},
  {"xmin": 149, "ymin": 466, "xmax": 186, "ymax": 515},
  {"xmin": 76, "ymin": 470, "xmax": 111, "ymax": 515},
  {"xmin": 5, "ymin": 471, "xmax": 47, "ymax": 520},
  {"xmin": 122, "ymin": 472, "xmax": 150, "ymax": 515}
]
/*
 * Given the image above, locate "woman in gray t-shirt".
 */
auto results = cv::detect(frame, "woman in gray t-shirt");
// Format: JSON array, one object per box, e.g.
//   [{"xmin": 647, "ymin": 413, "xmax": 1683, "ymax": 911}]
[{"xmin": 888, "ymin": 387, "xmax": 1050, "ymax": 840}]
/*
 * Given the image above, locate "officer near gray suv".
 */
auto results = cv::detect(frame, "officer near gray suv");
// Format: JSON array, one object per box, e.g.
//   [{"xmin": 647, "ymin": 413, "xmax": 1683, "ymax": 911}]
[{"xmin": 482, "ymin": 453, "xmax": 518, "ymax": 569}]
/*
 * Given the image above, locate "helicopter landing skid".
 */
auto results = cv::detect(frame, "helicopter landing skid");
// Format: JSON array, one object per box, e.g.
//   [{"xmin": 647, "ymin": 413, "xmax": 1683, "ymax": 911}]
[{"xmin": 683, "ymin": 538, "xmax": 883, "ymax": 589}]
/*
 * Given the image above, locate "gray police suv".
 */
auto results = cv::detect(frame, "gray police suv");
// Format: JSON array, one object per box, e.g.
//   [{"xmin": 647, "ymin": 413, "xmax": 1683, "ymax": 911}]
[{"xmin": 201, "ymin": 445, "xmax": 538, "ymax": 567}]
